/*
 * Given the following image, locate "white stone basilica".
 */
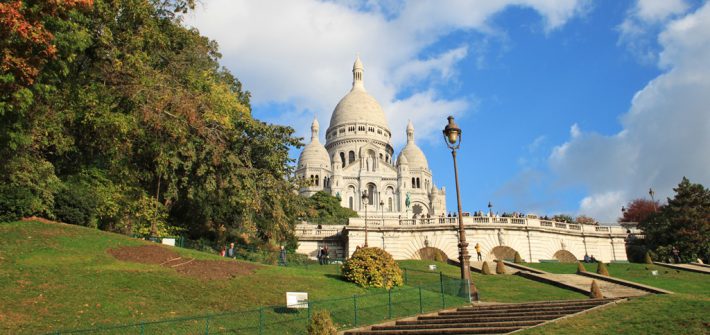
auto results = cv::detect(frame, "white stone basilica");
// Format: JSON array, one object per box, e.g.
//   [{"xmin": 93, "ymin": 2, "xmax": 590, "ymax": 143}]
[{"xmin": 296, "ymin": 57, "xmax": 447, "ymax": 218}]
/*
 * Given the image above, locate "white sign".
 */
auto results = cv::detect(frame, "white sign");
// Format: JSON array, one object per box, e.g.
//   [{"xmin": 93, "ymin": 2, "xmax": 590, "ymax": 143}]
[
  {"xmin": 651, "ymin": 270, "xmax": 658, "ymax": 276},
  {"xmin": 161, "ymin": 238, "xmax": 176, "ymax": 246},
  {"xmin": 429, "ymin": 264, "xmax": 437, "ymax": 271},
  {"xmin": 286, "ymin": 292, "xmax": 308, "ymax": 309}
]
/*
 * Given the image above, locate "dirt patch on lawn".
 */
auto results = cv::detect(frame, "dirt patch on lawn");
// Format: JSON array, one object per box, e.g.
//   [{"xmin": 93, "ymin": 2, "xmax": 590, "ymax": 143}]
[{"xmin": 107, "ymin": 245, "xmax": 259, "ymax": 280}]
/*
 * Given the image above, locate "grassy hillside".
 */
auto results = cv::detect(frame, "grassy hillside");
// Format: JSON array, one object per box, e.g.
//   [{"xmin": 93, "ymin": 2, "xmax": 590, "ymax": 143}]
[
  {"xmin": 0, "ymin": 221, "xmax": 587, "ymax": 334},
  {"xmin": 0, "ymin": 221, "xmax": 370, "ymax": 334}
]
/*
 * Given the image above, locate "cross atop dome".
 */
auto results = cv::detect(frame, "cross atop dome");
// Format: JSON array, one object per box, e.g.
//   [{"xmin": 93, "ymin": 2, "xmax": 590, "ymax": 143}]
[
  {"xmin": 406, "ymin": 120, "xmax": 415, "ymax": 142},
  {"xmin": 310, "ymin": 117, "xmax": 320, "ymax": 142},
  {"xmin": 352, "ymin": 55, "xmax": 364, "ymax": 90}
]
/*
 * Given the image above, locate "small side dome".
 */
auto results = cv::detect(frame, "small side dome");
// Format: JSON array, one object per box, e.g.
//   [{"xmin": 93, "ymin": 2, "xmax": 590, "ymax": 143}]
[
  {"xmin": 298, "ymin": 118, "xmax": 330, "ymax": 169},
  {"xmin": 398, "ymin": 120, "xmax": 428, "ymax": 170},
  {"xmin": 397, "ymin": 152, "xmax": 408, "ymax": 166}
]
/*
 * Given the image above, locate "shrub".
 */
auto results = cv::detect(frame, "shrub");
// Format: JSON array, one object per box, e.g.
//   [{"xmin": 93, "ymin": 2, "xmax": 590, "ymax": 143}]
[
  {"xmin": 495, "ymin": 260, "xmax": 506, "ymax": 274},
  {"xmin": 342, "ymin": 247, "xmax": 403, "ymax": 289},
  {"xmin": 514, "ymin": 252, "xmax": 523, "ymax": 264},
  {"xmin": 596, "ymin": 262, "xmax": 609, "ymax": 276},
  {"xmin": 307, "ymin": 310, "xmax": 337, "ymax": 335},
  {"xmin": 481, "ymin": 261, "xmax": 492, "ymax": 275},
  {"xmin": 644, "ymin": 251, "xmax": 653, "ymax": 264},
  {"xmin": 589, "ymin": 280, "xmax": 603, "ymax": 299},
  {"xmin": 577, "ymin": 261, "xmax": 587, "ymax": 273}
]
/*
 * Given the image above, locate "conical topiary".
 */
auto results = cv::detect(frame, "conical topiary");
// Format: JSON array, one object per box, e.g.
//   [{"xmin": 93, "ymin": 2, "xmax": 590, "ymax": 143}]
[
  {"xmin": 589, "ymin": 280, "xmax": 603, "ymax": 299},
  {"xmin": 481, "ymin": 261, "xmax": 492, "ymax": 275},
  {"xmin": 577, "ymin": 261, "xmax": 587, "ymax": 273},
  {"xmin": 307, "ymin": 310, "xmax": 337, "ymax": 335},
  {"xmin": 470, "ymin": 281, "xmax": 480, "ymax": 302},
  {"xmin": 596, "ymin": 262, "xmax": 609, "ymax": 276},
  {"xmin": 644, "ymin": 251, "xmax": 653, "ymax": 264},
  {"xmin": 495, "ymin": 260, "xmax": 506, "ymax": 274},
  {"xmin": 514, "ymin": 252, "xmax": 523, "ymax": 264}
]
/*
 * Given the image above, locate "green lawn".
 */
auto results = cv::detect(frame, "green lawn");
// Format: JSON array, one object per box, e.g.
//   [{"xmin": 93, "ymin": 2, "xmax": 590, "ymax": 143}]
[
  {"xmin": 4, "ymin": 221, "xmax": 706, "ymax": 335},
  {"xmin": 516, "ymin": 262, "xmax": 710, "ymax": 335},
  {"xmin": 0, "ymin": 221, "xmax": 469, "ymax": 334}
]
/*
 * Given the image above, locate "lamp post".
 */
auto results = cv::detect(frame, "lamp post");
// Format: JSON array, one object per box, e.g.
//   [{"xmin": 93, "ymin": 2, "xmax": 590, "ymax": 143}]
[
  {"xmin": 649, "ymin": 188, "xmax": 657, "ymax": 212},
  {"xmin": 362, "ymin": 191, "xmax": 369, "ymax": 247},
  {"xmin": 443, "ymin": 116, "xmax": 472, "ymax": 284},
  {"xmin": 380, "ymin": 200, "xmax": 385, "ymax": 226},
  {"xmin": 488, "ymin": 201, "xmax": 493, "ymax": 217}
]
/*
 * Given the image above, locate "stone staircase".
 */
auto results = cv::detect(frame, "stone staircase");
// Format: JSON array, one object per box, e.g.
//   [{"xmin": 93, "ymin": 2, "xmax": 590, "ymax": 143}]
[{"xmin": 343, "ymin": 298, "xmax": 617, "ymax": 335}]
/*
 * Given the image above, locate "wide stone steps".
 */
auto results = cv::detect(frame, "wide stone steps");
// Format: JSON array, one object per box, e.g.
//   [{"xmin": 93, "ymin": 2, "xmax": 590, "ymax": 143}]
[
  {"xmin": 373, "ymin": 320, "xmax": 543, "ymax": 330},
  {"xmin": 343, "ymin": 299, "xmax": 615, "ymax": 335}
]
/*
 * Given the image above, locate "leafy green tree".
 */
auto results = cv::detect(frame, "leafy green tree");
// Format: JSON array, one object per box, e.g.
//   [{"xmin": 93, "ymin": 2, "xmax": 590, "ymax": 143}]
[
  {"xmin": 639, "ymin": 177, "xmax": 710, "ymax": 263},
  {"xmin": 552, "ymin": 214, "xmax": 574, "ymax": 223},
  {"xmin": 303, "ymin": 191, "xmax": 358, "ymax": 225}
]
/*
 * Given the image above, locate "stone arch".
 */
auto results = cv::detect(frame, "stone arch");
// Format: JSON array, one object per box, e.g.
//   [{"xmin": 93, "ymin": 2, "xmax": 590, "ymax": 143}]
[
  {"xmin": 413, "ymin": 247, "xmax": 449, "ymax": 262},
  {"xmin": 488, "ymin": 246, "xmax": 520, "ymax": 261},
  {"xmin": 411, "ymin": 201, "xmax": 429, "ymax": 217},
  {"xmin": 552, "ymin": 250, "xmax": 577, "ymax": 263}
]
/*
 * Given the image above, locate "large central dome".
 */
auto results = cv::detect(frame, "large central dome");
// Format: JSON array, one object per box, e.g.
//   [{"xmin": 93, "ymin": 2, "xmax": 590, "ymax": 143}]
[{"xmin": 328, "ymin": 56, "xmax": 390, "ymax": 131}]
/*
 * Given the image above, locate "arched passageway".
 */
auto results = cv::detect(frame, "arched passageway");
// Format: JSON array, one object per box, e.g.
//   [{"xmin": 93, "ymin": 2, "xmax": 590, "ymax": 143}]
[
  {"xmin": 553, "ymin": 250, "xmax": 577, "ymax": 263},
  {"xmin": 413, "ymin": 247, "xmax": 449, "ymax": 262},
  {"xmin": 488, "ymin": 246, "xmax": 520, "ymax": 261}
]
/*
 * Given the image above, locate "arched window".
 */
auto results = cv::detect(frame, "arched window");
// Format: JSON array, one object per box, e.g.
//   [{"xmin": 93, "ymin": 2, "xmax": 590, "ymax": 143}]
[
  {"xmin": 315, "ymin": 175, "xmax": 319, "ymax": 186},
  {"xmin": 349, "ymin": 197, "xmax": 353, "ymax": 209},
  {"xmin": 349, "ymin": 151, "xmax": 355, "ymax": 164},
  {"xmin": 388, "ymin": 197, "xmax": 393, "ymax": 212},
  {"xmin": 411, "ymin": 177, "xmax": 416, "ymax": 188},
  {"xmin": 340, "ymin": 152, "xmax": 346, "ymax": 167},
  {"xmin": 416, "ymin": 178, "xmax": 421, "ymax": 189},
  {"xmin": 367, "ymin": 183, "xmax": 376, "ymax": 205}
]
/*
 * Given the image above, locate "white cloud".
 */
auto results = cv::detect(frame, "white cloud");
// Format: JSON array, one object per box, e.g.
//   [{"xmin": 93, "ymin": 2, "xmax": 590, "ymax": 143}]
[
  {"xmin": 184, "ymin": 0, "xmax": 588, "ymax": 145},
  {"xmin": 618, "ymin": 0, "xmax": 690, "ymax": 63},
  {"xmin": 549, "ymin": 3, "xmax": 710, "ymax": 222}
]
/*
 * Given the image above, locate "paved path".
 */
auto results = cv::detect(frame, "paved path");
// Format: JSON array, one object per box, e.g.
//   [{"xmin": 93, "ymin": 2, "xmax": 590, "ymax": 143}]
[
  {"xmin": 535, "ymin": 274, "xmax": 647, "ymax": 298},
  {"xmin": 655, "ymin": 262, "xmax": 710, "ymax": 274}
]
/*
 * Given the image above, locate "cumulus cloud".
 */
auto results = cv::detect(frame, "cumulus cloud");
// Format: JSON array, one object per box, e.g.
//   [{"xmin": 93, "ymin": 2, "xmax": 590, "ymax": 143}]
[
  {"xmin": 184, "ymin": 0, "xmax": 588, "ymax": 145},
  {"xmin": 618, "ymin": 0, "xmax": 691, "ymax": 63},
  {"xmin": 550, "ymin": 3, "xmax": 710, "ymax": 222}
]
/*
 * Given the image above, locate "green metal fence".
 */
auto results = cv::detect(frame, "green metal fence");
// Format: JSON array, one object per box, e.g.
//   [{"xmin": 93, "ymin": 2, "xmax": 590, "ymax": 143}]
[{"xmin": 48, "ymin": 272, "xmax": 470, "ymax": 335}]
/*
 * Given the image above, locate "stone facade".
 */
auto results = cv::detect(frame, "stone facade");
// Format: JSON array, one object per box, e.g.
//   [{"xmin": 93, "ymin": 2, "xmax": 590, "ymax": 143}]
[
  {"xmin": 296, "ymin": 216, "xmax": 634, "ymax": 263},
  {"xmin": 296, "ymin": 56, "xmax": 446, "ymax": 218}
]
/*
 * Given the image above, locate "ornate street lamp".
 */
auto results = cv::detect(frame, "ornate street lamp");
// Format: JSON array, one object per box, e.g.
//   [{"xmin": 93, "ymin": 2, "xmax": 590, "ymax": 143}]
[
  {"xmin": 649, "ymin": 188, "xmax": 657, "ymax": 211},
  {"xmin": 488, "ymin": 201, "xmax": 493, "ymax": 217},
  {"xmin": 442, "ymin": 116, "xmax": 472, "ymax": 285},
  {"xmin": 362, "ymin": 191, "xmax": 369, "ymax": 247}
]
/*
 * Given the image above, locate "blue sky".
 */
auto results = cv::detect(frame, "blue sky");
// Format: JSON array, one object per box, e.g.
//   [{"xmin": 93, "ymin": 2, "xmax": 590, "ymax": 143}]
[{"xmin": 186, "ymin": 0, "xmax": 710, "ymax": 222}]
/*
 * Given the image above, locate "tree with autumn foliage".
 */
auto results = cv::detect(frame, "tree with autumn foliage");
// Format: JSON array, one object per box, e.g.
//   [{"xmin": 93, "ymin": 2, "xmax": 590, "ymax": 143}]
[
  {"xmin": 0, "ymin": 0, "xmax": 306, "ymax": 249},
  {"xmin": 618, "ymin": 199, "xmax": 659, "ymax": 223},
  {"xmin": 638, "ymin": 178, "xmax": 710, "ymax": 263}
]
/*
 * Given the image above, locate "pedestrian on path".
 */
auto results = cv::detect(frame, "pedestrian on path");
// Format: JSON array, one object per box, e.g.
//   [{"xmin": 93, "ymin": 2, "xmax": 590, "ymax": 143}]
[{"xmin": 475, "ymin": 243, "xmax": 482, "ymax": 261}]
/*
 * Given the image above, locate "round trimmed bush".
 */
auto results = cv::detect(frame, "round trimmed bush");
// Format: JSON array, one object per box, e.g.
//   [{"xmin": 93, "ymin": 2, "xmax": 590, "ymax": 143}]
[
  {"xmin": 342, "ymin": 247, "xmax": 403, "ymax": 289},
  {"xmin": 307, "ymin": 310, "xmax": 337, "ymax": 335}
]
